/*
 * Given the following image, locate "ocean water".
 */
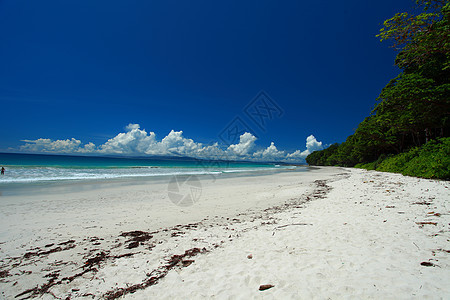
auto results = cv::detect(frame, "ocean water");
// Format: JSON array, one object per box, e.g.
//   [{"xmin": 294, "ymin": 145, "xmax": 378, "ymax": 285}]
[{"xmin": 0, "ymin": 153, "xmax": 300, "ymax": 186}]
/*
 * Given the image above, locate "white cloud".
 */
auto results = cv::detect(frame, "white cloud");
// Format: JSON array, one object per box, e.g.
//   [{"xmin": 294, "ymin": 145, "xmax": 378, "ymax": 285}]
[
  {"xmin": 227, "ymin": 132, "xmax": 257, "ymax": 156},
  {"xmin": 157, "ymin": 130, "xmax": 201, "ymax": 156},
  {"xmin": 125, "ymin": 123, "xmax": 140, "ymax": 131},
  {"xmin": 286, "ymin": 149, "xmax": 308, "ymax": 160},
  {"xmin": 306, "ymin": 135, "xmax": 323, "ymax": 152},
  {"xmin": 195, "ymin": 142, "xmax": 226, "ymax": 160},
  {"xmin": 19, "ymin": 124, "xmax": 324, "ymax": 162},
  {"xmin": 286, "ymin": 135, "xmax": 323, "ymax": 160},
  {"xmin": 78, "ymin": 142, "xmax": 97, "ymax": 153},
  {"xmin": 253, "ymin": 142, "xmax": 286, "ymax": 161},
  {"xmin": 20, "ymin": 138, "xmax": 82, "ymax": 153},
  {"xmin": 99, "ymin": 124, "xmax": 156, "ymax": 154}
]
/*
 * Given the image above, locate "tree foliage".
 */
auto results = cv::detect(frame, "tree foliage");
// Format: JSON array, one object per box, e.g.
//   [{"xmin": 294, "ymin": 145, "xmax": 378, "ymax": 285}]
[
  {"xmin": 306, "ymin": 0, "xmax": 450, "ymax": 179},
  {"xmin": 356, "ymin": 137, "xmax": 450, "ymax": 179},
  {"xmin": 377, "ymin": 0, "xmax": 450, "ymax": 72}
]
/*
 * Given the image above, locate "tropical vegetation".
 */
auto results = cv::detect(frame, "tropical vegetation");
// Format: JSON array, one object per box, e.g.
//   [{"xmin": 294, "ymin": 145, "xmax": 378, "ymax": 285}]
[{"xmin": 306, "ymin": 0, "xmax": 450, "ymax": 179}]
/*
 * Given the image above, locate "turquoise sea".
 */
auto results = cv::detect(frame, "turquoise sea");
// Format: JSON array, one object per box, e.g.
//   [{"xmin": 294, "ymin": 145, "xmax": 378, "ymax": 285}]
[{"xmin": 0, "ymin": 153, "xmax": 301, "ymax": 187}]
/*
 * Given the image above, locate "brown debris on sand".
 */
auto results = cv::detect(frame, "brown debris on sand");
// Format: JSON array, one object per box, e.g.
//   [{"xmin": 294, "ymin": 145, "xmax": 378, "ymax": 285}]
[
  {"xmin": 14, "ymin": 250, "xmax": 139, "ymax": 299},
  {"xmin": 0, "ymin": 270, "xmax": 10, "ymax": 278},
  {"xmin": 103, "ymin": 247, "xmax": 208, "ymax": 300},
  {"xmin": 23, "ymin": 240, "xmax": 76, "ymax": 259},
  {"xmin": 259, "ymin": 284, "xmax": 274, "ymax": 291},
  {"xmin": 84, "ymin": 251, "xmax": 108, "ymax": 269},
  {"xmin": 120, "ymin": 231, "xmax": 153, "ymax": 249},
  {"xmin": 416, "ymin": 222, "xmax": 438, "ymax": 226}
]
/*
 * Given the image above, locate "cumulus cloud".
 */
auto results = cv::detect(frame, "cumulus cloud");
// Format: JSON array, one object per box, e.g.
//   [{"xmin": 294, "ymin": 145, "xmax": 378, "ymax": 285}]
[
  {"xmin": 253, "ymin": 142, "xmax": 286, "ymax": 161},
  {"xmin": 157, "ymin": 130, "xmax": 201, "ymax": 156},
  {"xmin": 266, "ymin": 142, "xmax": 284, "ymax": 158},
  {"xmin": 306, "ymin": 135, "xmax": 323, "ymax": 152},
  {"xmin": 19, "ymin": 123, "xmax": 324, "ymax": 162},
  {"xmin": 78, "ymin": 142, "xmax": 97, "ymax": 153},
  {"xmin": 286, "ymin": 135, "xmax": 323, "ymax": 160},
  {"xmin": 227, "ymin": 132, "xmax": 257, "ymax": 156},
  {"xmin": 20, "ymin": 138, "xmax": 83, "ymax": 153},
  {"xmin": 125, "ymin": 123, "xmax": 140, "ymax": 131},
  {"xmin": 99, "ymin": 124, "xmax": 156, "ymax": 154}
]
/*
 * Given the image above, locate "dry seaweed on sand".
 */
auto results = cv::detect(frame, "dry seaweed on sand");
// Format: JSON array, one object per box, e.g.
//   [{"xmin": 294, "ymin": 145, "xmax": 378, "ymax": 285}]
[{"xmin": 103, "ymin": 247, "xmax": 208, "ymax": 300}]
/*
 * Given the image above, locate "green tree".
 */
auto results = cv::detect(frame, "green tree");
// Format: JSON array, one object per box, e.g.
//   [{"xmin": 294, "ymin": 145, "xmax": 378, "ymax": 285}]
[
  {"xmin": 377, "ymin": 0, "xmax": 450, "ymax": 74},
  {"xmin": 306, "ymin": 0, "xmax": 450, "ymax": 179}
]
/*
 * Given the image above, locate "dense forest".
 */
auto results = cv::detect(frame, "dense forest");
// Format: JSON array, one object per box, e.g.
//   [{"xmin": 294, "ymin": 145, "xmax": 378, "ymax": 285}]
[{"xmin": 306, "ymin": 0, "xmax": 450, "ymax": 179}]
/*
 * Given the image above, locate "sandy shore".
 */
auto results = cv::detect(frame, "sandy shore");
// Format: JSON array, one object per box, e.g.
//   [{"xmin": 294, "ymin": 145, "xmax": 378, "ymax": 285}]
[{"xmin": 0, "ymin": 167, "xmax": 449, "ymax": 299}]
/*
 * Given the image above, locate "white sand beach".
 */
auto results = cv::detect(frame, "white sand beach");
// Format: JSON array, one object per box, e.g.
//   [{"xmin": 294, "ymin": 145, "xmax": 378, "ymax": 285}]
[{"xmin": 0, "ymin": 167, "xmax": 449, "ymax": 299}]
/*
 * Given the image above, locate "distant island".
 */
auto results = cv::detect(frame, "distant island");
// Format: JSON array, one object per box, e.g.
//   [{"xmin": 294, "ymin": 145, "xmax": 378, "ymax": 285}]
[{"xmin": 306, "ymin": 0, "xmax": 449, "ymax": 180}]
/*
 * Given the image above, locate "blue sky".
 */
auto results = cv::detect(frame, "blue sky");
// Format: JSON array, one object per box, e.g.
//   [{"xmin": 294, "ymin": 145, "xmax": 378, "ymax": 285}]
[{"xmin": 0, "ymin": 0, "xmax": 413, "ymax": 161}]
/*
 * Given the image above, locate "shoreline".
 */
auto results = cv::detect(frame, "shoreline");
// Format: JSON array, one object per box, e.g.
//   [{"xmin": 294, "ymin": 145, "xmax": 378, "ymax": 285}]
[
  {"xmin": 1, "ymin": 167, "xmax": 449, "ymax": 299},
  {"xmin": 0, "ymin": 166, "xmax": 307, "ymax": 197}
]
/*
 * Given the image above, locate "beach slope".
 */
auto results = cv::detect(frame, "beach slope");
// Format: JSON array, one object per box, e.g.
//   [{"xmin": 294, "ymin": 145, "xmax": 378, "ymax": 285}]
[{"xmin": 0, "ymin": 168, "xmax": 448, "ymax": 299}]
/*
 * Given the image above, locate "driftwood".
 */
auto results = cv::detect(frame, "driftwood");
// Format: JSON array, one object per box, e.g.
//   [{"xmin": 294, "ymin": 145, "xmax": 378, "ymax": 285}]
[
  {"xmin": 274, "ymin": 223, "xmax": 312, "ymax": 230},
  {"xmin": 272, "ymin": 223, "xmax": 312, "ymax": 236}
]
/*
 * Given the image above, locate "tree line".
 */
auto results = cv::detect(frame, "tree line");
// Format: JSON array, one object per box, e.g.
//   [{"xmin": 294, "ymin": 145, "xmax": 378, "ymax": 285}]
[{"xmin": 306, "ymin": 0, "xmax": 449, "ymax": 179}]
